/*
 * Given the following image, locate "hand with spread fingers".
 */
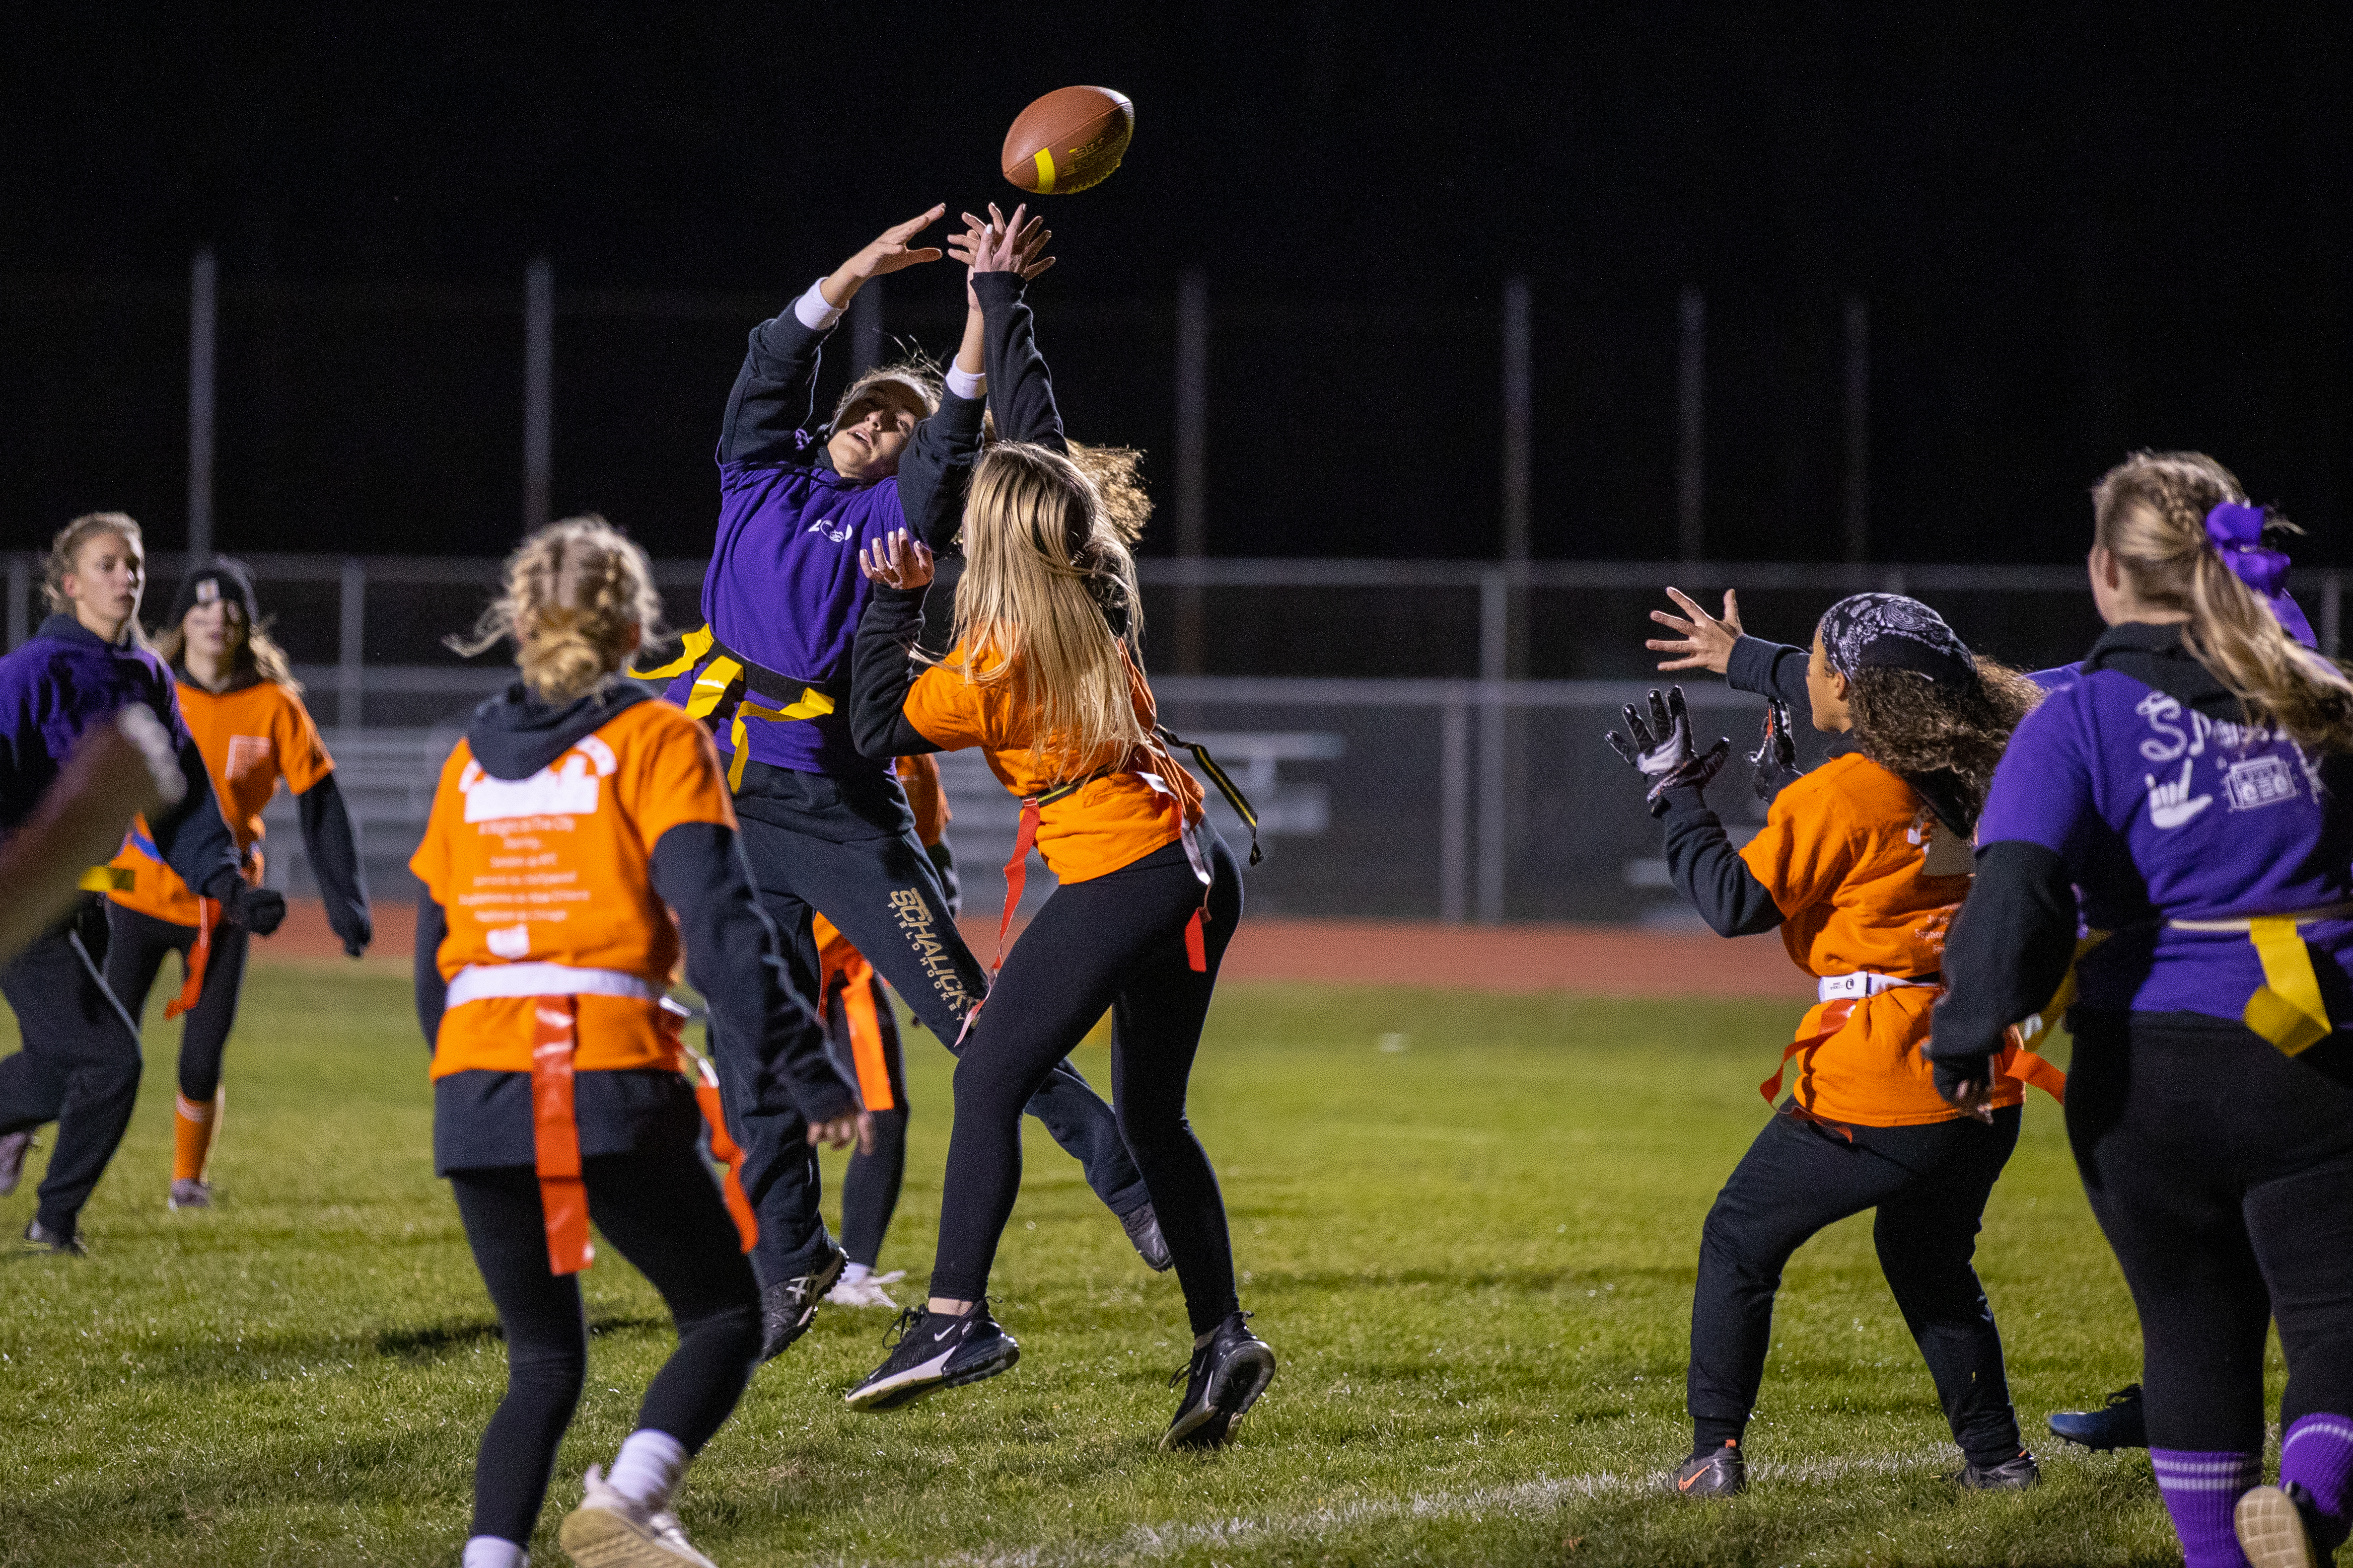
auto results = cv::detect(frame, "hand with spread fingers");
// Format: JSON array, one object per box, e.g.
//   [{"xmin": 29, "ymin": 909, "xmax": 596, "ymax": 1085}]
[
  {"xmin": 858, "ymin": 528, "xmax": 935, "ymax": 591},
  {"xmin": 1750, "ymin": 697, "xmax": 1798, "ymax": 799},
  {"xmin": 1606, "ymin": 687, "xmax": 1733, "ymax": 817},
  {"xmin": 1647, "ymin": 587, "xmax": 1745, "ymax": 674}
]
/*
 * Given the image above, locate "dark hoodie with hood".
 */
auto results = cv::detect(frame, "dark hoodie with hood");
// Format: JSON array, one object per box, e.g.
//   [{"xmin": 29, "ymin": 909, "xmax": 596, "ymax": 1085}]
[{"xmin": 418, "ymin": 679, "xmax": 856, "ymax": 1173}]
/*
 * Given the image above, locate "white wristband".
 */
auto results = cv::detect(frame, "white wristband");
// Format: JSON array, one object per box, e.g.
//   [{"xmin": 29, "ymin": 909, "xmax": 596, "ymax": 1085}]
[
  {"xmin": 794, "ymin": 279, "xmax": 844, "ymax": 331},
  {"xmin": 945, "ymin": 365, "xmax": 987, "ymax": 400}
]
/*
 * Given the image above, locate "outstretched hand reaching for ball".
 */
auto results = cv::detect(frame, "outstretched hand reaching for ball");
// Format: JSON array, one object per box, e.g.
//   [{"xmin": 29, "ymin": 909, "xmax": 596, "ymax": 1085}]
[
  {"xmin": 1647, "ymin": 587, "xmax": 1745, "ymax": 675},
  {"xmin": 948, "ymin": 203, "xmax": 1056, "ymax": 307},
  {"xmin": 821, "ymin": 205, "xmax": 949, "ymax": 309},
  {"xmin": 859, "ymin": 529, "xmax": 935, "ymax": 592}
]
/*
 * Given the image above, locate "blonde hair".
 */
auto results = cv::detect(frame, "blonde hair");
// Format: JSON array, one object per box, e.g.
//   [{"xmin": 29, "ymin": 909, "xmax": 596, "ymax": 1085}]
[
  {"xmin": 2092, "ymin": 451, "xmax": 2353, "ymax": 751},
  {"xmin": 43, "ymin": 512, "xmax": 142, "ymax": 616},
  {"xmin": 829, "ymin": 355, "xmax": 941, "ymax": 434},
  {"xmin": 450, "ymin": 514, "xmax": 662, "ymax": 704},
  {"xmin": 950, "ymin": 442, "xmax": 1148, "ymax": 774},
  {"xmin": 154, "ymin": 610, "xmax": 303, "ymax": 694}
]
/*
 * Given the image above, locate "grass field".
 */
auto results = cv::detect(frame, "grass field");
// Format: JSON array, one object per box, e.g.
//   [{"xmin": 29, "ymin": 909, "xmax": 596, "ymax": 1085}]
[{"xmin": 0, "ymin": 958, "xmax": 2222, "ymax": 1566}]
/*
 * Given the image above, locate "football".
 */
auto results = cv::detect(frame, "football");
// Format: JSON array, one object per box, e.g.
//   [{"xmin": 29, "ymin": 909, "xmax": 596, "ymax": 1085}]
[{"xmin": 1002, "ymin": 86, "xmax": 1134, "ymax": 194}]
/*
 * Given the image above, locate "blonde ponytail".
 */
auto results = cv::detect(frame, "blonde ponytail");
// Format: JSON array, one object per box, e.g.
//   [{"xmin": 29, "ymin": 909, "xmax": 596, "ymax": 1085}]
[
  {"xmin": 450, "ymin": 515, "xmax": 662, "ymax": 704},
  {"xmin": 951, "ymin": 442, "xmax": 1149, "ymax": 775},
  {"xmin": 2092, "ymin": 451, "xmax": 2353, "ymax": 751}
]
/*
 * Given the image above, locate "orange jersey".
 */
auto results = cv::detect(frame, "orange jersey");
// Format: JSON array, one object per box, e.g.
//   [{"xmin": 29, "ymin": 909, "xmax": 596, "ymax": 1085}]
[
  {"xmin": 108, "ymin": 679, "xmax": 334, "ymax": 926},
  {"xmin": 1738, "ymin": 751, "xmax": 2022, "ymax": 1127},
  {"xmin": 409, "ymin": 700, "xmax": 736, "ymax": 1079},
  {"xmin": 902, "ymin": 642, "xmax": 1203, "ymax": 883}
]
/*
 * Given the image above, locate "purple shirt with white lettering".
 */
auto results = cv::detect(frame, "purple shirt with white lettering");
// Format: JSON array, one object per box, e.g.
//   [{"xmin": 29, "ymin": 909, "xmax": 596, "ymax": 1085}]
[{"xmin": 1977, "ymin": 665, "xmax": 2353, "ymax": 1018}]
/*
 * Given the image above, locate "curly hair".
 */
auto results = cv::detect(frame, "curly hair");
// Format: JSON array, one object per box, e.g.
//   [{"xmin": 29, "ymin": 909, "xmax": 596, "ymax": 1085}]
[
  {"xmin": 449, "ymin": 514, "xmax": 663, "ymax": 704},
  {"xmin": 1845, "ymin": 657, "xmax": 2045, "ymax": 823}
]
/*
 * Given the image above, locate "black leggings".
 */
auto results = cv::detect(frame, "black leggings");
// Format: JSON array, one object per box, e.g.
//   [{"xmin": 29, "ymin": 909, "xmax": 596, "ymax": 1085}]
[
  {"xmin": 448, "ymin": 1140, "xmax": 761, "ymax": 1546},
  {"xmin": 103, "ymin": 902, "xmax": 251, "ymax": 1101},
  {"xmin": 2067, "ymin": 1009, "xmax": 2353, "ymax": 1452},
  {"xmin": 823, "ymin": 966, "xmax": 910, "ymax": 1268},
  {"xmin": 931, "ymin": 832, "xmax": 1244, "ymax": 1335},
  {"xmin": 1689, "ymin": 1101, "xmax": 2025, "ymax": 1467},
  {"xmin": 0, "ymin": 910, "xmax": 144, "ymax": 1235}
]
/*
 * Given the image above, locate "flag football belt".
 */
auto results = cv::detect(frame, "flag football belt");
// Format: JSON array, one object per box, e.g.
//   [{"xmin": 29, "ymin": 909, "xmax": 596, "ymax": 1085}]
[
  {"xmin": 627, "ymin": 624, "xmax": 841, "ymax": 791},
  {"xmin": 1154, "ymin": 723, "xmax": 1263, "ymax": 867},
  {"xmin": 446, "ymin": 964, "xmax": 759, "ymax": 1275},
  {"xmin": 2168, "ymin": 899, "xmax": 2353, "ymax": 1056},
  {"xmin": 1816, "ymin": 970, "xmax": 1939, "ymax": 1003}
]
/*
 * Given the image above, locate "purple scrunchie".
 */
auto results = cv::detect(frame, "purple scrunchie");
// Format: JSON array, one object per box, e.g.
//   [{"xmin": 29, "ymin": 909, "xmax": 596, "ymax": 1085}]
[{"xmin": 2204, "ymin": 500, "xmax": 2316, "ymax": 649}]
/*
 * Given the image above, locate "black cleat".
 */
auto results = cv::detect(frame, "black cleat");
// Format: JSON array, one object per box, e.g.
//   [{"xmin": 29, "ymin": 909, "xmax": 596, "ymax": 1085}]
[
  {"xmin": 1122, "ymin": 1203, "xmax": 1173, "ymax": 1272},
  {"xmin": 2048, "ymin": 1383, "xmax": 2147, "ymax": 1451},
  {"xmin": 845, "ymin": 1305, "xmax": 1020, "ymax": 1412},
  {"xmin": 758, "ymin": 1243, "xmax": 845, "ymax": 1362},
  {"xmin": 0, "ymin": 1130, "xmax": 33, "ymax": 1197},
  {"xmin": 15, "ymin": 1220, "xmax": 86, "ymax": 1257},
  {"xmin": 2238, "ymin": 1482, "xmax": 2332, "ymax": 1568},
  {"xmin": 1671, "ymin": 1440, "xmax": 1746, "ymax": 1498},
  {"xmin": 1952, "ymin": 1450, "xmax": 2042, "ymax": 1491},
  {"xmin": 1163, "ymin": 1311, "xmax": 1277, "ymax": 1450}
]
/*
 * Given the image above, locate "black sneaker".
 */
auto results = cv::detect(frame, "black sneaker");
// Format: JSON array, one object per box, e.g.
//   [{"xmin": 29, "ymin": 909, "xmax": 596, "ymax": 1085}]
[
  {"xmin": 2048, "ymin": 1384, "xmax": 2147, "ymax": 1451},
  {"xmin": 15, "ymin": 1220, "xmax": 86, "ymax": 1257},
  {"xmin": 758, "ymin": 1243, "xmax": 846, "ymax": 1362},
  {"xmin": 1671, "ymin": 1440, "xmax": 1746, "ymax": 1498},
  {"xmin": 1163, "ymin": 1311, "xmax": 1277, "ymax": 1450},
  {"xmin": 844, "ymin": 1305, "xmax": 1020, "ymax": 1412},
  {"xmin": 1952, "ymin": 1450, "xmax": 2042, "ymax": 1491},
  {"xmin": 0, "ymin": 1130, "xmax": 33, "ymax": 1197},
  {"xmin": 2238, "ymin": 1482, "xmax": 2333, "ymax": 1568},
  {"xmin": 1122, "ymin": 1203, "xmax": 1173, "ymax": 1272}
]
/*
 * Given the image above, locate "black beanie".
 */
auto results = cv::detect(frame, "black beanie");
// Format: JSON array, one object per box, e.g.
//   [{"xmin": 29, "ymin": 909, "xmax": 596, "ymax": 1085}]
[{"xmin": 166, "ymin": 557, "xmax": 260, "ymax": 631}]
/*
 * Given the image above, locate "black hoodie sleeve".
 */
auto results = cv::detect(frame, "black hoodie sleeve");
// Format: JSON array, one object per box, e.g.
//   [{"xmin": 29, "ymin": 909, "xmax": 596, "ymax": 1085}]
[
  {"xmin": 718, "ymin": 303, "xmax": 833, "ymax": 467},
  {"xmin": 1658, "ymin": 784, "xmax": 1785, "ymax": 937},
  {"xmin": 150, "ymin": 731, "xmax": 243, "ymax": 904},
  {"xmin": 1725, "ymin": 636, "xmax": 1813, "ymax": 712},
  {"xmin": 651, "ymin": 820, "xmax": 859, "ymax": 1126},
  {"xmin": 296, "ymin": 775, "xmax": 371, "ymax": 951},
  {"xmin": 1928, "ymin": 839, "xmax": 2081, "ymax": 1063},
  {"xmin": 850, "ymin": 583, "xmax": 943, "ymax": 760},
  {"xmin": 895, "ymin": 392, "xmax": 987, "ymax": 554},
  {"xmin": 976, "ymin": 271, "xmax": 1065, "ymax": 452},
  {"xmin": 414, "ymin": 895, "xmax": 448, "ymax": 1048}
]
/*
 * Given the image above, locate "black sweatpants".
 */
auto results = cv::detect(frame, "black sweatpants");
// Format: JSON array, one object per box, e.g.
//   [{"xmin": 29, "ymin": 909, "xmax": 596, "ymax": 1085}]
[
  {"xmin": 719, "ymin": 761, "xmax": 1147, "ymax": 1286},
  {"xmin": 2066, "ymin": 1008, "xmax": 2353, "ymax": 1453},
  {"xmin": 931, "ymin": 832, "xmax": 1244, "ymax": 1336},
  {"xmin": 0, "ymin": 911, "xmax": 145, "ymax": 1236},
  {"xmin": 448, "ymin": 1141, "xmax": 762, "ymax": 1547},
  {"xmin": 1689, "ymin": 1101, "xmax": 2025, "ymax": 1466},
  {"xmin": 103, "ymin": 902, "xmax": 251, "ymax": 1102},
  {"xmin": 823, "ymin": 967, "xmax": 909, "ymax": 1270}
]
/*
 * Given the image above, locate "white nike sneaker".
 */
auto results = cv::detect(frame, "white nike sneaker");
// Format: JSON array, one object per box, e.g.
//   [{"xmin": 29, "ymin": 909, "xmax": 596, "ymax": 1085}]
[
  {"xmin": 556, "ymin": 1464, "xmax": 718, "ymax": 1568},
  {"xmin": 826, "ymin": 1269, "xmax": 905, "ymax": 1309}
]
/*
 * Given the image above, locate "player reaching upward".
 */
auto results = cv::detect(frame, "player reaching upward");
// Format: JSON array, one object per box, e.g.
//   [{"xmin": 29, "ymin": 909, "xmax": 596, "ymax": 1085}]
[
  {"xmin": 1613, "ymin": 592, "xmax": 2051, "ymax": 1498},
  {"xmin": 638, "ymin": 206, "xmax": 1163, "ymax": 1360},
  {"xmin": 103, "ymin": 557, "xmax": 371, "ymax": 1210}
]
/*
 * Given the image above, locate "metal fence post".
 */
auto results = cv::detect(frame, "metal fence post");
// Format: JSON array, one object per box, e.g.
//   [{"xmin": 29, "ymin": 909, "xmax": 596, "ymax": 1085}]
[
  {"xmin": 1843, "ymin": 296, "xmax": 1870, "ymax": 563},
  {"xmin": 1476, "ymin": 571, "xmax": 1509, "ymax": 923},
  {"xmin": 1502, "ymin": 277, "xmax": 1532, "ymax": 679},
  {"xmin": 2325, "ymin": 571, "xmax": 2343, "ymax": 658},
  {"xmin": 338, "ymin": 558, "xmax": 366, "ymax": 731},
  {"xmin": 1174, "ymin": 271, "xmax": 1209, "ymax": 677},
  {"xmin": 1439, "ymin": 693, "xmax": 1469, "ymax": 924},
  {"xmin": 1677, "ymin": 286, "xmax": 1705, "ymax": 562},
  {"xmin": 188, "ymin": 248, "xmax": 218, "ymax": 560},
  {"xmin": 7, "ymin": 556, "xmax": 28, "ymax": 649},
  {"xmin": 523, "ymin": 258, "xmax": 553, "ymax": 533}
]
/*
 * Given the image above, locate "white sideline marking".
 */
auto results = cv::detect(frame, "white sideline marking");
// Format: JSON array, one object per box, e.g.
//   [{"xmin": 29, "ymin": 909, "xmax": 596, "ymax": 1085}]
[{"xmin": 840, "ymin": 1445, "xmax": 1971, "ymax": 1568}]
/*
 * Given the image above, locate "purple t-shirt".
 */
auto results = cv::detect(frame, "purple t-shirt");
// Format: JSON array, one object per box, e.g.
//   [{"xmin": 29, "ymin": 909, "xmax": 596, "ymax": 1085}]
[
  {"xmin": 666, "ymin": 456, "xmax": 909, "ymax": 778},
  {"xmin": 1978, "ymin": 667, "xmax": 2353, "ymax": 1018}
]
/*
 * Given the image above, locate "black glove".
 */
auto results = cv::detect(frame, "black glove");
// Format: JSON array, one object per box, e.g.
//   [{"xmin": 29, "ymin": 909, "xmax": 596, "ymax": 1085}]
[
  {"xmin": 1751, "ymin": 697, "xmax": 1799, "ymax": 799},
  {"xmin": 1931, "ymin": 1053, "xmax": 1996, "ymax": 1106},
  {"xmin": 221, "ymin": 882, "xmax": 287, "ymax": 936},
  {"xmin": 1606, "ymin": 687, "xmax": 1733, "ymax": 817},
  {"xmin": 335, "ymin": 910, "xmax": 373, "ymax": 959}
]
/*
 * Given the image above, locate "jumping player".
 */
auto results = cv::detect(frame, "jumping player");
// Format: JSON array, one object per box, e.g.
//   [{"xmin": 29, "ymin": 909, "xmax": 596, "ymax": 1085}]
[
  {"xmin": 1933, "ymin": 452, "xmax": 2353, "ymax": 1568},
  {"xmin": 415, "ymin": 516, "xmax": 861, "ymax": 1568},
  {"xmin": 103, "ymin": 557, "xmax": 372, "ymax": 1210},
  {"xmin": 642, "ymin": 206, "xmax": 1160, "ymax": 1357},
  {"xmin": 0, "ymin": 514, "xmax": 283, "ymax": 1255},
  {"xmin": 1611, "ymin": 592, "xmax": 2050, "ymax": 1498}
]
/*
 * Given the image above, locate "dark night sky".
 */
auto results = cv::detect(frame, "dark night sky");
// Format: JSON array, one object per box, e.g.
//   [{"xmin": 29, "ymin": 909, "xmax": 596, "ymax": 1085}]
[{"xmin": 4, "ymin": 3, "xmax": 2348, "ymax": 566}]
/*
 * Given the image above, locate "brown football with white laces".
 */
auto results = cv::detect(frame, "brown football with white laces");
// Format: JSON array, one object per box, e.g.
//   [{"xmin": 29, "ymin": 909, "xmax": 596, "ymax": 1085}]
[{"xmin": 1002, "ymin": 87, "xmax": 1134, "ymax": 194}]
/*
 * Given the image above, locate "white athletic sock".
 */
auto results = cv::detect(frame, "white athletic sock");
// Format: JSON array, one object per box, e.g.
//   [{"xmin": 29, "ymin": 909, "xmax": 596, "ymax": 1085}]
[
  {"xmin": 605, "ymin": 1428, "xmax": 689, "ymax": 1510},
  {"xmin": 839, "ymin": 1261, "xmax": 873, "ymax": 1286},
  {"xmin": 461, "ymin": 1536, "xmax": 527, "ymax": 1568}
]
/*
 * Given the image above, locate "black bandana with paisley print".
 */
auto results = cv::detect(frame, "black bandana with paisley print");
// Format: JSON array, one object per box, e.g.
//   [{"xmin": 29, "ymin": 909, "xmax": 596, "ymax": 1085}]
[{"xmin": 1817, "ymin": 592, "xmax": 1976, "ymax": 691}]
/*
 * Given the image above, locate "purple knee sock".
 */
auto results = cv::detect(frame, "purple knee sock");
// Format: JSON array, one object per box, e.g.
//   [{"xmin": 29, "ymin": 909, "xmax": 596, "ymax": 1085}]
[
  {"xmin": 2281, "ymin": 1414, "xmax": 2353, "ymax": 1541},
  {"xmin": 2150, "ymin": 1449, "xmax": 2261, "ymax": 1568}
]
